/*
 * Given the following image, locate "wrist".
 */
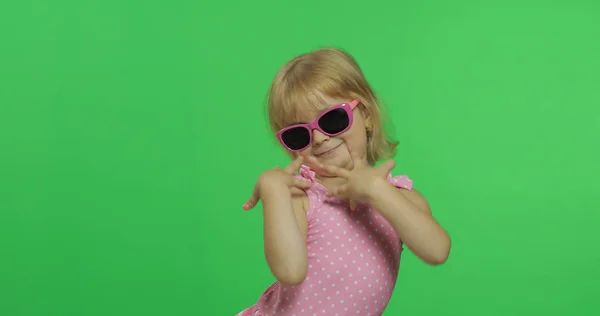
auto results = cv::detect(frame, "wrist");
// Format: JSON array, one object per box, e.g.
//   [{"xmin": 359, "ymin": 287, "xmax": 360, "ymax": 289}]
[
  {"xmin": 365, "ymin": 178, "xmax": 393, "ymax": 204},
  {"xmin": 258, "ymin": 173, "xmax": 286, "ymax": 191},
  {"xmin": 259, "ymin": 179, "xmax": 291, "ymax": 201}
]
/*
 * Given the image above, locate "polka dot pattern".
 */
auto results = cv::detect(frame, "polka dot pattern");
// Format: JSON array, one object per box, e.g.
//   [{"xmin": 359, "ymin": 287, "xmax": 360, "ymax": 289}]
[{"xmin": 238, "ymin": 165, "xmax": 413, "ymax": 316}]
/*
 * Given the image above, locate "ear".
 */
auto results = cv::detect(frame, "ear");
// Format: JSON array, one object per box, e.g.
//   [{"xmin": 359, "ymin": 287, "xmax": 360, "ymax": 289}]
[
  {"xmin": 364, "ymin": 117, "xmax": 373, "ymax": 134},
  {"xmin": 358, "ymin": 108, "xmax": 373, "ymax": 131}
]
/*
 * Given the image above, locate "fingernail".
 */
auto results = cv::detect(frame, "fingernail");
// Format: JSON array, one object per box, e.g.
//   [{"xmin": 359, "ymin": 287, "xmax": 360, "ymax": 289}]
[{"xmin": 243, "ymin": 204, "xmax": 249, "ymax": 210}]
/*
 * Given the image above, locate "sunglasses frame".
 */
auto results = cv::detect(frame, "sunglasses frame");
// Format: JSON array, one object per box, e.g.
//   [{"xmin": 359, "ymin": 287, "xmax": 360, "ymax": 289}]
[{"xmin": 276, "ymin": 99, "xmax": 360, "ymax": 152}]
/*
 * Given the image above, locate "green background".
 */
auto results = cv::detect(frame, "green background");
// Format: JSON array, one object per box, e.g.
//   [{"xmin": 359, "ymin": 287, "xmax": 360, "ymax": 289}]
[{"xmin": 1, "ymin": 0, "xmax": 599, "ymax": 315}]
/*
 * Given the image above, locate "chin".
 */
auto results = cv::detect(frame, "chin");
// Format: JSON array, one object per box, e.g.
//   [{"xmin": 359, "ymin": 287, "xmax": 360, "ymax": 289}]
[{"xmin": 320, "ymin": 155, "xmax": 351, "ymax": 169}]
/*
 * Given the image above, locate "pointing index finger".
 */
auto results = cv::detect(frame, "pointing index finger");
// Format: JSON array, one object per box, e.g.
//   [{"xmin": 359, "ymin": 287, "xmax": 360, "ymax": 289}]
[
  {"xmin": 284, "ymin": 156, "xmax": 304, "ymax": 174},
  {"xmin": 348, "ymin": 146, "xmax": 363, "ymax": 166},
  {"xmin": 321, "ymin": 163, "xmax": 351, "ymax": 179}
]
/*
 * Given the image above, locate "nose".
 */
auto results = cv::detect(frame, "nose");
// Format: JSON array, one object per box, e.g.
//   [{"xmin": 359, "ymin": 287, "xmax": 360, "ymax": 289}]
[{"xmin": 312, "ymin": 129, "xmax": 329, "ymax": 147}]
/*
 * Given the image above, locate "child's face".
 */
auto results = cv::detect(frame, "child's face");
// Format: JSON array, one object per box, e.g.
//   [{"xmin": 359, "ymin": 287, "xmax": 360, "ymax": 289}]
[{"xmin": 292, "ymin": 95, "xmax": 370, "ymax": 173}]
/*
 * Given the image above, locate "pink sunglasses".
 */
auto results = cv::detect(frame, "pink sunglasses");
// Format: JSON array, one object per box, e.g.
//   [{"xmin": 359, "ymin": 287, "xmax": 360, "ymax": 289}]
[{"xmin": 276, "ymin": 100, "xmax": 359, "ymax": 152}]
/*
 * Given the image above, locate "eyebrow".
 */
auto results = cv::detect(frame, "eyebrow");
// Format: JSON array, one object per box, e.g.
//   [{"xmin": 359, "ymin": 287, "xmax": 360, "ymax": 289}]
[{"xmin": 286, "ymin": 102, "xmax": 343, "ymax": 126}]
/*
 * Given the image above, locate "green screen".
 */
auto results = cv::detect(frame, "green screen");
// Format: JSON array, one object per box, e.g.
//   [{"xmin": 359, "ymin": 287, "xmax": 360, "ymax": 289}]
[{"xmin": 1, "ymin": 1, "xmax": 599, "ymax": 315}]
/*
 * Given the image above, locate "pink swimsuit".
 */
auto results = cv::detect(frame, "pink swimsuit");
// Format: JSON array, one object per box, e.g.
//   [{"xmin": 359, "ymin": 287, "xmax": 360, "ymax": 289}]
[{"xmin": 238, "ymin": 165, "xmax": 413, "ymax": 316}]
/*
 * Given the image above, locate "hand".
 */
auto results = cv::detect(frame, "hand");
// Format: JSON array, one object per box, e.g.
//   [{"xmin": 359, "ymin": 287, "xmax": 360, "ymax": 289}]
[
  {"xmin": 308, "ymin": 148, "xmax": 396, "ymax": 212},
  {"xmin": 243, "ymin": 156, "xmax": 312, "ymax": 210}
]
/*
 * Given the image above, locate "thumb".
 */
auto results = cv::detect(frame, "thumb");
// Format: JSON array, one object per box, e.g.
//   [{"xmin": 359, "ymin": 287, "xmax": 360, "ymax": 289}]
[
  {"xmin": 378, "ymin": 160, "xmax": 396, "ymax": 175},
  {"xmin": 293, "ymin": 178, "xmax": 313, "ymax": 189},
  {"xmin": 349, "ymin": 199, "xmax": 358, "ymax": 212},
  {"xmin": 243, "ymin": 185, "xmax": 260, "ymax": 211}
]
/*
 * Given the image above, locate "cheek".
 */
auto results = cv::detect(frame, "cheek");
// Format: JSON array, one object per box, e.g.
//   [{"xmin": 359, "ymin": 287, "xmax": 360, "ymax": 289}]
[
  {"xmin": 337, "ymin": 127, "xmax": 368, "ymax": 154},
  {"xmin": 342, "ymin": 125, "xmax": 367, "ymax": 143},
  {"xmin": 297, "ymin": 149, "xmax": 312, "ymax": 158}
]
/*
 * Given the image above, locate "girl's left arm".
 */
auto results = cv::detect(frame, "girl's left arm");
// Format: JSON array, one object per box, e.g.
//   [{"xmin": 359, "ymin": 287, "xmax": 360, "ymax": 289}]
[{"xmin": 367, "ymin": 179, "xmax": 451, "ymax": 265}]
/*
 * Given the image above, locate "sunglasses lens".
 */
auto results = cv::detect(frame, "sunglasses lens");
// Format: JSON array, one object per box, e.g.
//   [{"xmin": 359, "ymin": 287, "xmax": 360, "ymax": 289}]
[
  {"xmin": 281, "ymin": 127, "xmax": 311, "ymax": 150},
  {"xmin": 318, "ymin": 108, "xmax": 350, "ymax": 134}
]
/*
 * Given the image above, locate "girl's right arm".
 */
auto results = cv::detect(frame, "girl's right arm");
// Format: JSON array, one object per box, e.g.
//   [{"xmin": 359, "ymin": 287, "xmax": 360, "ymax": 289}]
[
  {"xmin": 260, "ymin": 181, "xmax": 308, "ymax": 285},
  {"xmin": 243, "ymin": 156, "xmax": 311, "ymax": 285}
]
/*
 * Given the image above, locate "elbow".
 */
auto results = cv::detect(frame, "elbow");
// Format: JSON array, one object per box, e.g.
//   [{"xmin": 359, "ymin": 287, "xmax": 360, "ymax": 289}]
[
  {"xmin": 423, "ymin": 238, "xmax": 451, "ymax": 266},
  {"xmin": 276, "ymin": 268, "xmax": 307, "ymax": 286},
  {"xmin": 273, "ymin": 261, "xmax": 308, "ymax": 285},
  {"xmin": 425, "ymin": 252, "xmax": 449, "ymax": 266},
  {"xmin": 266, "ymin": 251, "xmax": 308, "ymax": 285},
  {"xmin": 421, "ymin": 238, "xmax": 450, "ymax": 266}
]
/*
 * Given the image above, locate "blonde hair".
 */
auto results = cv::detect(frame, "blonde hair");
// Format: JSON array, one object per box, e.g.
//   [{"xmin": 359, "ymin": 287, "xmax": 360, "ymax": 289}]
[{"xmin": 265, "ymin": 47, "xmax": 398, "ymax": 165}]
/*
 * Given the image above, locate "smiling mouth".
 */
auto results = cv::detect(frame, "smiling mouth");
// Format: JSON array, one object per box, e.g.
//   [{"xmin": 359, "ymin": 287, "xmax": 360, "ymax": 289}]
[{"xmin": 315, "ymin": 143, "xmax": 342, "ymax": 156}]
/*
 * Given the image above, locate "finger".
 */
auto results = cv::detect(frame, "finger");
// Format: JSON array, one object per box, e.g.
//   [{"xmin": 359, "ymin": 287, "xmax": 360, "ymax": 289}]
[
  {"xmin": 378, "ymin": 160, "xmax": 396, "ymax": 175},
  {"xmin": 307, "ymin": 156, "xmax": 351, "ymax": 178},
  {"xmin": 349, "ymin": 199, "xmax": 358, "ymax": 212},
  {"xmin": 243, "ymin": 186, "xmax": 260, "ymax": 211},
  {"xmin": 290, "ymin": 186, "xmax": 306, "ymax": 195},
  {"xmin": 306, "ymin": 155, "xmax": 324, "ymax": 171},
  {"xmin": 327, "ymin": 184, "xmax": 348, "ymax": 197},
  {"xmin": 307, "ymin": 155, "xmax": 319, "ymax": 164},
  {"xmin": 292, "ymin": 178, "xmax": 313, "ymax": 189},
  {"xmin": 351, "ymin": 151, "xmax": 363, "ymax": 166},
  {"xmin": 347, "ymin": 145, "xmax": 364, "ymax": 167},
  {"xmin": 321, "ymin": 163, "xmax": 351, "ymax": 178},
  {"xmin": 306, "ymin": 156, "xmax": 333, "ymax": 176},
  {"xmin": 284, "ymin": 156, "xmax": 304, "ymax": 174}
]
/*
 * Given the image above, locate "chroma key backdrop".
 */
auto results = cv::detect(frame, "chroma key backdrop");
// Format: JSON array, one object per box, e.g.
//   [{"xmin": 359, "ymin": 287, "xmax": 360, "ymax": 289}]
[{"xmin": 1, "ymin": 1, "xmax": 598, "ymax": 315}]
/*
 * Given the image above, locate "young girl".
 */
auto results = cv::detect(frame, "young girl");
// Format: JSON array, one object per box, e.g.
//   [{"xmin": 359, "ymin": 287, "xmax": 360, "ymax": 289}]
[{"xmin": 239, "ymin": 48, "xmax": 451, "ymax": 316}]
